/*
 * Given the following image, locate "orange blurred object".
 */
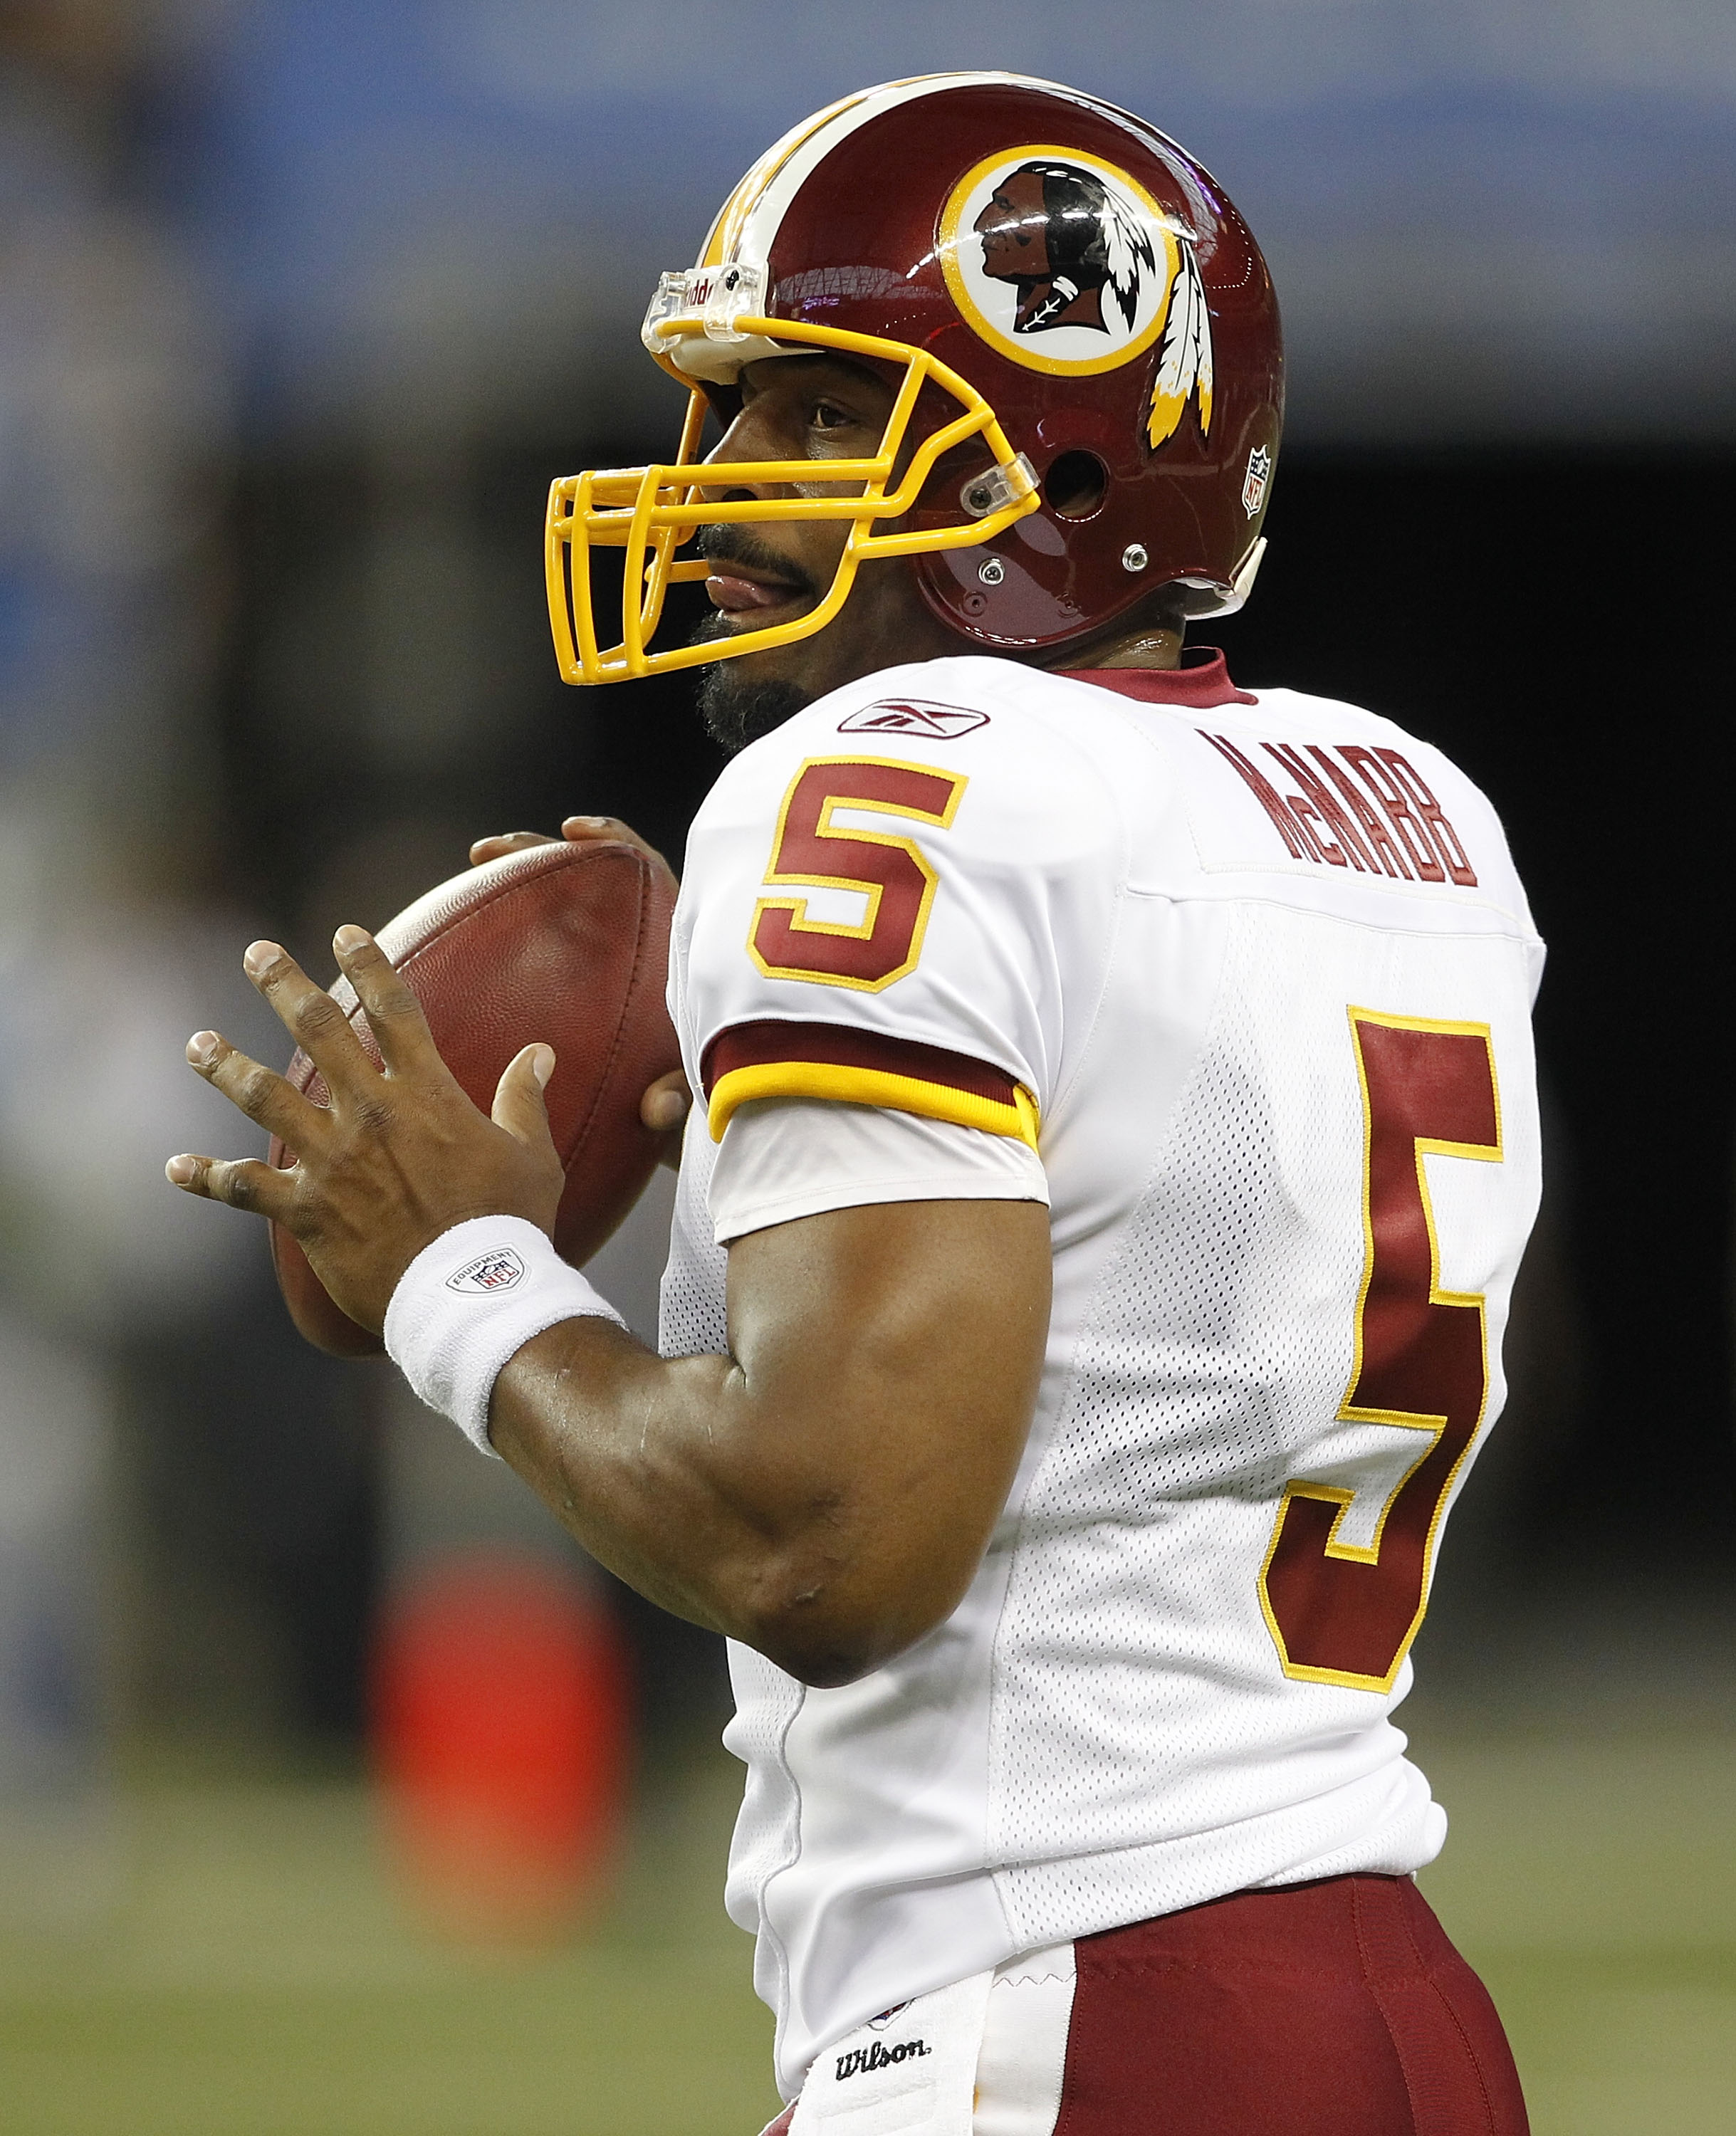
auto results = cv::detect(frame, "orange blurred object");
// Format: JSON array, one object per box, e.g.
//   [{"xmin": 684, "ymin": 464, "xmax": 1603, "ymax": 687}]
[{"xmin": 370, "ymin": 1551, "xmax": 632, "ymax": 1942}]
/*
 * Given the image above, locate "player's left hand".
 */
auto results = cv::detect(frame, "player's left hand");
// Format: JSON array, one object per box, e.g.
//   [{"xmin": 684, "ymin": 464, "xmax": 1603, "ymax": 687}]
[
  {"xmin": 164, "ymin": 926, "xmax": 565, "ymax": 1334},
  {"xmin": 468, "ymin": 814, "xmax": 693, "ymax": 1151}
]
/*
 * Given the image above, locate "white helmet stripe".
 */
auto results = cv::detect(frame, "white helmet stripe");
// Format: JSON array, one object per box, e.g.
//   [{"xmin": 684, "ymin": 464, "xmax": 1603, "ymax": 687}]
[{"xmin": 704, "ymin": 72, "xmax": 1139, "ymax": 271}]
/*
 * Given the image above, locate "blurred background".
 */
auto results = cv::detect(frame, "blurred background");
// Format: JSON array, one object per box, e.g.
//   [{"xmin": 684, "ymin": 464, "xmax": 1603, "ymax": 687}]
[{"xmin": 1, "ymin": 4, "xmax": 1732, "ymax": 2131}]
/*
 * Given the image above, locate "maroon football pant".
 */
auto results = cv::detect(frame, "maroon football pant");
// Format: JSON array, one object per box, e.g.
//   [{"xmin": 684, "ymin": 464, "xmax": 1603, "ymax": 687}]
[{"xmin": 1057, "ymin": 1873, "xmax": 1527, "ymax": 2136}]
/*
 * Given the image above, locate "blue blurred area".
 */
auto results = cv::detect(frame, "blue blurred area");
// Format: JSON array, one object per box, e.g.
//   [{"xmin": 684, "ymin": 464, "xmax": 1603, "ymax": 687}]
[{"xmin": 147, "ymin": 0, "xmax": 1736, "ymax": 441}]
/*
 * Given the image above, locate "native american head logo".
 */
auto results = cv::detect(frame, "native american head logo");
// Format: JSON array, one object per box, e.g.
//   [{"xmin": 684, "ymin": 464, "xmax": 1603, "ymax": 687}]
[
  {"xmin": 940, "ymin": 146, "xmax": 1214, "ymax": 451},
  {"xmin": 972, "ymin": 162, "xmax": 1156, "ymax": 338}
]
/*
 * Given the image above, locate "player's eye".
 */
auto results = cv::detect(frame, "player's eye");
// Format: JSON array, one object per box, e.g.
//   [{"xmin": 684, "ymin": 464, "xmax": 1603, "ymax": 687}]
[{"xmin": 810, "ymin": 399, "xmax": 855, "ymax": 432}]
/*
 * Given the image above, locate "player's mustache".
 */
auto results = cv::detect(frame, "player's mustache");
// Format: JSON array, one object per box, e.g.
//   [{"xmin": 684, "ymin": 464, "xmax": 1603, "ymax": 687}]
[{"xmin": 694, "ymin": 525, "xmax": 820, "ymax": 599}]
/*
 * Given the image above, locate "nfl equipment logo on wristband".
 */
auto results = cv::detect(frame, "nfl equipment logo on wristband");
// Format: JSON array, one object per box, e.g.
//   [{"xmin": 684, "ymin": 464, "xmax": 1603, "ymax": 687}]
[
  {"xmin": 385, "ymin": 1216, "xmax": 624, "ymax": 1455},
  {"xmin": 447, "ymin": 1248, "xmax": 526, "ymax": 1294}
]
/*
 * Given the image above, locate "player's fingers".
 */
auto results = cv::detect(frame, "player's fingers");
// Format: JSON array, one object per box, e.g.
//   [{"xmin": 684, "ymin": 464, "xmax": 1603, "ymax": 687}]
[
  {"xmin": 490, "ymin": 1044, "xmax": 560, "ymax": 1156},
  {"xmin": 242, "ymin": 940, "xmax": 375, "ymax": 1093},
  {"xmin": 184, "ymin": 1029, "xmax": 329, "ymax": 1148},
  {"xmin": 330, "ymin": 925, "xmax": 446, "ymax": 1081},
  {"xmin": 469, "ymin": 831, "xmax": 559, "ymax": 865},
  {"xmin": 560, "ymin": 816, "xmax": 671, "ymax": 870},
  {"xmin": 164, "ymin": 1151, "xmax": 296, "ymax": 1220},
  {"xmin": 640, "ymin": 1069, "xmax": 691, "ymax": 1135}
]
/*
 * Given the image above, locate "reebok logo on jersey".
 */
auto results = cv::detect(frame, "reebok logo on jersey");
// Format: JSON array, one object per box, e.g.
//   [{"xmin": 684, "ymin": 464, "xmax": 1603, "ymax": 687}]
[
  {"xmin": 835, "ymin": 2038, "xmax": 932, "ymax": 2083},
  {"xmin": 839, "ymin": 700, "xmax": 989, "ymax": 738},
  {"xmin": 446, "ymin": 1247, "xmax": 526, "ymax": 1294}
]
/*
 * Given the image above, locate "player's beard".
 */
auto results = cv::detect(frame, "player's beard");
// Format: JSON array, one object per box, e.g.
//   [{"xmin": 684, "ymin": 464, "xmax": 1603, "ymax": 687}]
[
  {"xmin": 690, "ymin": 617, "xmax": 810, "ymax": 754},
  {"xmin": 690, "ymin": 528, "xmax": 817, "ymax": 755}
]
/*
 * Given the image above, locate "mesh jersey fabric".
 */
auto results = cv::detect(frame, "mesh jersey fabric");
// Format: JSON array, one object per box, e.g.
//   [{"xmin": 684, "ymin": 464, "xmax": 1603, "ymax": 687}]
[{"xmin": 655, "ymin": 652, "xmax": 1544, "ymax": 2099}]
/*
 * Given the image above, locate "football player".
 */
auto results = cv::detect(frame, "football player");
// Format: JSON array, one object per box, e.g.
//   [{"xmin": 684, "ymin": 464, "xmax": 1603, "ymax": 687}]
[{"xmin": 170, "ymin": 75, "xmax": 1537, "ymax": 2135}]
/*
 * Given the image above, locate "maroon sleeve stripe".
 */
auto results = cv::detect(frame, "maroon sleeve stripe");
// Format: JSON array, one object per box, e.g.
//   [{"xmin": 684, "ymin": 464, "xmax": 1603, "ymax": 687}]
[{"xmin": 701, "ymin": 1021, "xmax": 1020, "ymax": 1108}]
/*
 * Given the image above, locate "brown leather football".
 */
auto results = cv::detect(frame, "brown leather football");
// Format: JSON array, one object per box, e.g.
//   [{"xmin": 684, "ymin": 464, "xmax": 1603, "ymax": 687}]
[{"xmin": 267, "ymin": 837, "xmax": 682, "ymax": 1358}]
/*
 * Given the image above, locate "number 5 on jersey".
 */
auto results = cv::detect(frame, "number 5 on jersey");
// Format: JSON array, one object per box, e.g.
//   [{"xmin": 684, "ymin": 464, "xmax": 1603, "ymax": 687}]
[
  {"xmin": 1260, "ymin": 1010, "xmax": 1503, "ymax": 1693},
  {"xmin": 750, "ymin": 758, "xmax": 968, "ymax": 992}
]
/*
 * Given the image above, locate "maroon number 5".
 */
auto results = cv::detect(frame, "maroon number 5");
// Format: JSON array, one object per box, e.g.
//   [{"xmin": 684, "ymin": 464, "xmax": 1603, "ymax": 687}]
[
  {"xmin": 749, "ymin": 758, "xmax": 968, "ymax": 993},
  {"xmin": 1259, "ymin": 1010, "xmax": 1503, "ymax": 1692}
]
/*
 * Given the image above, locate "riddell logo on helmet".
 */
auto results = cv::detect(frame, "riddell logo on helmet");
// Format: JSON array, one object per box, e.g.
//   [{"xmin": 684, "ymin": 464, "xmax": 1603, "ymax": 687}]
[
  {"xmin": 446, "ymin": 1248, "xmax": 526, "ymax": 1294},
  {"xmin": 839, "ymin": 701, "xmax": 990, "ymax": 738},
  {"xmin": 938, "ymin": 144, "xmax": 1214, "ymax": 449}
]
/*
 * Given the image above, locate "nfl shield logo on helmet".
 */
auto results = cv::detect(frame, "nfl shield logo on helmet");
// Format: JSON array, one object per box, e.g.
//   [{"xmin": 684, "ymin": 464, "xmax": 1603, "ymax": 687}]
[{"xmin": 1242, "ymin": 446, "xmax": 1272, "ymax": 518}]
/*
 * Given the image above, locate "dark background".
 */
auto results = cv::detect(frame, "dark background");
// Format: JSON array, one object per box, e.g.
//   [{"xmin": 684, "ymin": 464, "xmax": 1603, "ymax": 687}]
[
  {"xmin": 1217, "ymin": 452, "xmax": 1735, "ymax": 1567},
  {"xmin": 206, "ymin": 431, "xmax": 1733, "ymax": 1739}
]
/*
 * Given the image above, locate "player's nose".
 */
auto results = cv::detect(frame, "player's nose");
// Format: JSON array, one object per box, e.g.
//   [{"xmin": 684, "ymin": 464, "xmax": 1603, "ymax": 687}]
[{"xmin": 701, "ymin": 402, "xmax": 798, "ymax": 503}]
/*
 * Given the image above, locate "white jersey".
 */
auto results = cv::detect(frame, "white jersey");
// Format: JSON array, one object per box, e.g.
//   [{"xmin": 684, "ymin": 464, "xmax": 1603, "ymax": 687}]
[{"xmin": 657, "ymin": 651, "xmax": 1544, "ymax": 2098}]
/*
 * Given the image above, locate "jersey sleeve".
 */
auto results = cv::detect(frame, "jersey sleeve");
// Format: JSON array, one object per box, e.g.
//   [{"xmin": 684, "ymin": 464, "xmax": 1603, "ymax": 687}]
[
  {"xmin": 667, "ymin": 661, "xmax": 1121, "ymax": 1161},
  {"xmin": 706, "ymin": 1098, "xmax": 1049, "ymax": 1244}
]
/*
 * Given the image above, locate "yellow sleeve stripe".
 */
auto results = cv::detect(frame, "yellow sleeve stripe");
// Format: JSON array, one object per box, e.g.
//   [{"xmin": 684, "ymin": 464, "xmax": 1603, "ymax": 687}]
[{"xmin": 708, "ymin": 1061, "xmax": 1040, "ymax": 1149}]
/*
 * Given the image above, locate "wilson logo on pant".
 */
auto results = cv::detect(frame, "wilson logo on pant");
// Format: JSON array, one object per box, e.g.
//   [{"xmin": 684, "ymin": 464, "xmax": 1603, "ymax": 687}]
[{"xmin": 834, "ymin": 2038, "xmax": 931, "ymax": 2082}]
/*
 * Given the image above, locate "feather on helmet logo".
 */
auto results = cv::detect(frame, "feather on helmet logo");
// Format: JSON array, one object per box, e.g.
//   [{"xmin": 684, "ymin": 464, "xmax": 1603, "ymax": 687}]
[{"xmin": 938, "ymin": 145, "xmax": 1213, "ymax": 448}]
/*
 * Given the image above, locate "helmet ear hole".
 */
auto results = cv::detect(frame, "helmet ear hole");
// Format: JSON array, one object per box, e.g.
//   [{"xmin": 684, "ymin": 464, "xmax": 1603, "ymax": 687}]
[{"xmin": 1045, "ymin": 451, "xmax": 1109, "ymax": 520}]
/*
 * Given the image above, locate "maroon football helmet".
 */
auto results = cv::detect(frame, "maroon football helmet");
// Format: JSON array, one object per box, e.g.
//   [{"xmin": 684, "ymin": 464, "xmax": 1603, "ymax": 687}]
[{"xmin": 547, "ymin": 73, "xmax": 1282, "ymax": 682}]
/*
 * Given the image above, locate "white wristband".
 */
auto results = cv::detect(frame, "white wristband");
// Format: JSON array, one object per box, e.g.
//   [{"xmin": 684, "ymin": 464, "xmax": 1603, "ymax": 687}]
[{"xmin": 383, "ymin": 1215, "xmax": 626, "ymax": 1456}]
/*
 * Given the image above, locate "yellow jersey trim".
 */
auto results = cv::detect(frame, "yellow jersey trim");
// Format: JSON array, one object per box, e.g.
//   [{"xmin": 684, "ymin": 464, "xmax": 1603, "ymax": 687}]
[{"xmin": 708, "ymin": 1062, "xmax": 1040, "ymax": 1150}]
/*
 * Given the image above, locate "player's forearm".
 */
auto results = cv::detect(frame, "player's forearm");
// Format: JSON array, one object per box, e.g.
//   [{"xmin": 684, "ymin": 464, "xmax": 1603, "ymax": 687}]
[{"xmin": 484, "ymin": 1316, "xmax": 913, "ymax": 1684}]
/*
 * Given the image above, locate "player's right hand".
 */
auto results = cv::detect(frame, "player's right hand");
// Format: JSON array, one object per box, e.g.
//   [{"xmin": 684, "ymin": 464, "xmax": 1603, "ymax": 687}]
[
  {"xmin": 469, "ymin": 815, "xmax": 667, "ymax": 869},
  {"xmin": 468, "ymin": 817, "xmax": 691, "ymax": 1151}
]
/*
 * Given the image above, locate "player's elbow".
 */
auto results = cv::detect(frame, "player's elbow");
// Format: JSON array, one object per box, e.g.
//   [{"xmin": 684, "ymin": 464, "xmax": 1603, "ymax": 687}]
[
  {"xmin": 744, "ymin": 1613, "xmax": 936, "ymax": 1690},
  {"xmin": 728, "ymin": 1548, "xmax": 968, "ymax": 1688}
]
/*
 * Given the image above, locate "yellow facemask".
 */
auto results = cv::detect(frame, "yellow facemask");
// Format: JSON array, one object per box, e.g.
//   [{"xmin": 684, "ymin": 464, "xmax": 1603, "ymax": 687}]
[{"xmin": 544, "ymin": 265, "xmax": 1039, "ymax": 686}]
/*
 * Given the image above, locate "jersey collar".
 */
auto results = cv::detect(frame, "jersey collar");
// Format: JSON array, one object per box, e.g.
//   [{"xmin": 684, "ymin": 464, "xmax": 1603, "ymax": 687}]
[{"xmin": 1057, "ymin": 647, "xmax": 1255, "ymax": 708}]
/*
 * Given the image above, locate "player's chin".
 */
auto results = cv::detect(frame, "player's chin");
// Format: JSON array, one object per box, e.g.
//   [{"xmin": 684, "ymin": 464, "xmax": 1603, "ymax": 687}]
[{"xmin": 689, "ymin": 612, "xmax": 817, "ymax": 755}]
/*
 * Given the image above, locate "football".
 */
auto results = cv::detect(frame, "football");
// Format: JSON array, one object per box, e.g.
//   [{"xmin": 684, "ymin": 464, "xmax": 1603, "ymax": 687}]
[{"xmin": 267, "ymin": 837, "xmax": 683, "ymax": 1358}]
